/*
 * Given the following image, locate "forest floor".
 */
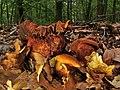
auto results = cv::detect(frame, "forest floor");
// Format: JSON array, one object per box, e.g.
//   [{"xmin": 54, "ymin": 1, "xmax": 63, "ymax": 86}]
[{"xmin": 0, "ymin": 20, "xmax": 120, "ymax": 90}]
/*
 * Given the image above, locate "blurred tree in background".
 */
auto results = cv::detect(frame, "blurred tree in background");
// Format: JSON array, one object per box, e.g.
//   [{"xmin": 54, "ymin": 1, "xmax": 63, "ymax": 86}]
[{"xmin": 0, "ymin": 0, "xmax": 120, "ymax": 25}]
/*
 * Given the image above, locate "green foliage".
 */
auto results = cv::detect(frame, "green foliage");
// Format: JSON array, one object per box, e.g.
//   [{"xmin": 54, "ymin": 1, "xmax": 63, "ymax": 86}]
[{"xmin": 0, "ymin": 0, "xmax": 120, "ymax": 25}]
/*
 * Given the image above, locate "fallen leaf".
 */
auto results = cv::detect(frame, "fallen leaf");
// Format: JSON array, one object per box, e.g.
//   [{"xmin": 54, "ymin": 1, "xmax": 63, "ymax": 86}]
[
  {"xmin": 13, "ymin": 71, "xmax": 40, "ymax": 89},
  {"xmin": 1, "ymin": 46, "xmax": 30, "ymax": 70},
  {"xmin": 64, "ymin": 74, "xmax": 76, "ymax": 90},
  {"xmin": 31, "ymin": 52, "xmax": 47, "ymax": 82},
  {"xmin": 86, "ymin": 72, "xmax": 95, "ymax": 84},
  {"xmin": 85, "ymin": 52, "xmax": 115, "ymax": 76},
  {"xmin": 36, "ymin": 64, "xmax": 44, "ymax": 82},
  {"xmin": 105, "ymin": 75, "xmax": 120, "ymax": 88},
  {"xmin": 103, "ymin": 48, "xmax": 120, "ymax": 64},
  {"xmin": 39, "ymin": 73, "xmax": 60, "ymax": 90},
  {"xmin": 43, "ymin": 62, "xmax": 53, "ymax": 82},
  {"xmin": 6, "ymin": 80, "xmax": 14, "ymax": 90},
  {"xmin": 16, "ymin": 46, "xmax": 30, "ymax": 67},
  {"xmin": 10, "ymin": 71, "xmax": 28, "ymax": 89},
  {"xmin": 49, "ymin": 57, "xmax": 56, "ymax": 68},
  {"xmin": 0, "ymin": 68, "xmax": 21, "ymax": 85},
  {"xmin": 14, "ymin": 39, "xmax": 22, "ymax": 54},
  {"xmin": 31, "ymin": 52, "xmax": 46, "ymax": 65},
  {"xmin": 76, "ymin": 82, "xmax": 89, "ymax": 90}
]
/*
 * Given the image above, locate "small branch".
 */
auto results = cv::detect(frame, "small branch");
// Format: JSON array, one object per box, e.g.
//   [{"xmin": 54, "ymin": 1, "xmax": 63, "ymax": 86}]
[{"xmin": 4, "ymin": 29, "xmax": 17, "ymax": 38}]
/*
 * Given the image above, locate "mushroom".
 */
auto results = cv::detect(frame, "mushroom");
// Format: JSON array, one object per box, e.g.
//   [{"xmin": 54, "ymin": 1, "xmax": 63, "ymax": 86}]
[
  {"xmin": 54, "ymin": 54, "xmax": 83, "ymax": 77},
  {"xmin": 55, "ymin": 54, "xmax": 82, "ymax": 68}
]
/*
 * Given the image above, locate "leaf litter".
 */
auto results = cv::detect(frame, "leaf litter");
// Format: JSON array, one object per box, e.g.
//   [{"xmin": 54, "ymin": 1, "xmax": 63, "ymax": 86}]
[{"xmin": 0, "ymin": 20, "xmax": 120, "ymax": 90}]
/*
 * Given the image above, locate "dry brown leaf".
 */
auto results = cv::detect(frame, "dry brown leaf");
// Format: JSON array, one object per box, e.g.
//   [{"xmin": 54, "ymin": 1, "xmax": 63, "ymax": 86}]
[
  {"xmin": 11, "ymin": 71, "xmax": 30, "ymax": 89},
  {"xmin": 49, "ymin": 57, "xmax": 56, "ymax": 68},
  {"xmin": 39, "ymin": 73, "xmax": 59, "ymax": 90},
  {"xmin": 13, "ymin": 71, "xmax": 40, "ymax": 89},
  {"xmin": 1, "ymin": 39, "xmax": 21, "ymax": 69},
  {"xmin": 76, "ymin": 82, "xmax": 89, "ymax": 90},
  {"xmin": 0, "ymin": 69, "xmax": 21, "ymax": 85},
  {"xmin": 103, "ymin": 48, "xmax": 120, "ymax": 64},
  {"xmin": 43, "ymin": 62, "xmax": 53, "ymax": 82},
  {"xmin": 36, "ymin": 64, "xmax": 44, "ymax": 82},
  {"xmin": 105, "ymin": 75, "xmax": 120, "ymax": 88},
  {"xmin": 1, "ymin": 45, "xmax": 30, "ymax": 70},
  {"xmin": 64, "ymin": 74, "xmax": 76, "ymax": 90}
]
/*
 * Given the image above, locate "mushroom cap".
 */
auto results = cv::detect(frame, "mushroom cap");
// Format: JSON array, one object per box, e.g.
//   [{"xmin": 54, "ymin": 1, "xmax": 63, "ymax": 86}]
[{"xmin": 55, "ymin": 54, "xmax": 82, "ymax": 68}]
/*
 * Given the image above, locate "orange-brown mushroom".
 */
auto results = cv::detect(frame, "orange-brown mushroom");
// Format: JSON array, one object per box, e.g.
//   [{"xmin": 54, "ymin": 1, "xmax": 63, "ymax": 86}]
[
  {"xmin": 55, "ymin": 54, "xmax": 82, "ymax": 68},
  {"xmin": 70, "ymin": 38, "xmax": 99, "ymax": 64},
  {"xmin": 54, "ymin": 54, "xmax": 83, "ymax": 77}
]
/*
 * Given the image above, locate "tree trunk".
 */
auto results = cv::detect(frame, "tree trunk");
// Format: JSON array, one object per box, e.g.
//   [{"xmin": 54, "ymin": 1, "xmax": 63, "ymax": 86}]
[
  {"xmin": 112, "ymin": 0, "xmax": 116, "ymax": 23},
  {"xmin": 85, "ymin": 0, "xmax": 92, "ymax": 21},
  {"xmin": 69, "ymin": 0, "xmax": 72, "ymax": 20},
  {"xmin": 67, "ymin": 0, "xmax": 70, "ymax": 20},
  {"xmin": 36, "ymin": 1, "xmax": 39, "ymax": 19},
  {"xmin": 5, "ymin": 0, "xmax": 9, "ymax": 24},
  {"xmin": 45, "ymin": 2, "xmax": 48, "ymax": 21},
  {"xmin": 0, "ymin": 0, "xmax": 3, "ymax": 25},
  {"xmin": 104, "ymin": 0, "xmax": 107, "ymax": 15},
  {"xmin": 10, "ymin": 1, "xmax": 15, "ymax": 23},
  {"xmin": 67, "ymin": 0, "xmax": 72, "ymax": 20},
  {"xmin": 16, "ymin": 0, "xmax": 24, "ymax": 24},
  {"xmin": 56, "ymin": 0, "xmax": 62, "ymax": 21},
  {"xmin": 97, "ymin": 0, "xmax": 105, "ymax": 20},
  {"xmin": 81, "ymin": 0, "xmax": 86, "ymax": 21},
  {"xmin": 39, "ymin": 3, "xmax": 42, "ymax": 24}
]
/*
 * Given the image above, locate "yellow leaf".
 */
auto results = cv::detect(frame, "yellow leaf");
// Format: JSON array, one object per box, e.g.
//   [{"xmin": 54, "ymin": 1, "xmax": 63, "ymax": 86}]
[
  {"xmin": 6, "ymin": 80, "xmax": 15, "ymax": 90},
  {"xmin": 85, "ymin": 52, "xmax": 114, "ymax": 76},
  {"xmin": 49, "ymin": 57, "xmax": 56, "ymax": 67},
  {"xmin": 36, "ymin": 64, "xmax": 44, "ymax": 82},
  {"xmin": 106, "ymin": 65, "xmax": 115, "ymax": 76},
  {"xmin": 14, "ymin": 39, "xmax": 22, "ymax": 54},
  {"xmin": 31, "ymin": 52, "xmax": 46, "ymax": 82},
  {"xmin": 32, "ymin": 52, "xmax": 45, "ymax": 65}
]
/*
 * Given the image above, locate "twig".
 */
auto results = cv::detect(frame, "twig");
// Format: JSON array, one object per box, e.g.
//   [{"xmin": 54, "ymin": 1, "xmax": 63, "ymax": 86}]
[
  {"xmin": 0, "ymin": 41, "xmax": 10, "ymax": 45},
  {"xmin": 4, "ymin": 29, "xmax": 17, "ymax": 38}
]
